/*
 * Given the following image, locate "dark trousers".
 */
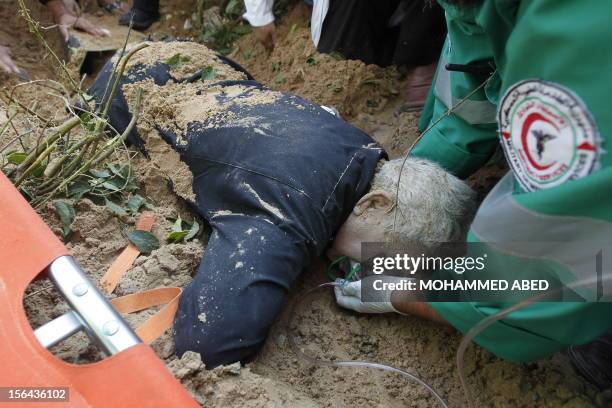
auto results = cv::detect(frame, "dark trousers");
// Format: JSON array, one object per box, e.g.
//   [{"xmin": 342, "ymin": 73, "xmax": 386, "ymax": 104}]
[
  {"xmin": 133, "ymin": 0, "xmax": 159, "ymax": 14},
  {"xmin": 317, "ymin": 0, "xmax": 446, "ymax": 67}
]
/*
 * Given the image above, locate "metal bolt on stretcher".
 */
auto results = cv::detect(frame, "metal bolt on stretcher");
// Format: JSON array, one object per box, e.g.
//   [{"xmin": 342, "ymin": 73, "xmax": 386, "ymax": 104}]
[{"xmin": 34, "ymin": 256, "xmax": 140, "ymax": 355}]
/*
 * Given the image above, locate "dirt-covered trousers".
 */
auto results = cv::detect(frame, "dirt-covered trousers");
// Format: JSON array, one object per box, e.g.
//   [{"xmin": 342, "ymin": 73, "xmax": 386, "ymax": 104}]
[{"xmin": 89, "ymin": 50, "xmax": 386, "ymax": 368}]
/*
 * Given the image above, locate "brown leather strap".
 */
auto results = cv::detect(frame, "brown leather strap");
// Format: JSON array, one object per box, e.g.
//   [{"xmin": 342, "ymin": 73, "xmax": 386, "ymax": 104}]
[
  {"xmin": 110, "ymin": 288, "xmax": 182, "ymax": 344},
  {"xmin": 100, "ymin": 212, "xmax": 181, "ymax": 344},
  {"xmin": 100, "ymin": 211, "xmax": 156, "ymax": 294}
]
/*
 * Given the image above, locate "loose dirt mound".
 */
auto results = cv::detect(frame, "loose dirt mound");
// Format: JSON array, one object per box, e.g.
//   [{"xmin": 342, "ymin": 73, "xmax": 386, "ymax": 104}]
[
  {"xmin": 231, "ymin": 4, "xmax": 420, "ymax": 160},
  {"xmin": 3, "ymin": 2, "xmax": 607, "ymax": 408}
]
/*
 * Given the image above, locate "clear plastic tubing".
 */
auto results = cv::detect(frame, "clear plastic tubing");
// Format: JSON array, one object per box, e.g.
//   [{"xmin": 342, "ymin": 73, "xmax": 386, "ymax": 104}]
[
  {"xmin": 456, "ymin": 274, "xmax": 612, "ymax": 408},
  {"xmin": 287, "ymin": 282, "xmax": 449, "ymax": 408}
]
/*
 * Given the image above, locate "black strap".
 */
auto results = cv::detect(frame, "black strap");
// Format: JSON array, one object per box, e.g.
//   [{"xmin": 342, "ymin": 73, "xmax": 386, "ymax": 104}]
[{"xmin": 445, "ymin": 60, "xmax": 496, "ymax": 76}]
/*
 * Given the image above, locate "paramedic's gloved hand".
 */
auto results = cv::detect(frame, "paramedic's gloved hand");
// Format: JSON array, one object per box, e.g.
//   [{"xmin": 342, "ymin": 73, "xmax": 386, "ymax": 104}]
[
  {"xmin": 334, "ymin": 277, "xmax": 414, "ymax": 314},
  {"xmin": 254, "ymin": 22, "xmax": 276, "ymax": 51}
]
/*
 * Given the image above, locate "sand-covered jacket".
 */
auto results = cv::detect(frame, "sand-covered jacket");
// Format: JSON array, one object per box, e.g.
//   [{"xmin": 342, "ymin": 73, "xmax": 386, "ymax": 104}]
[{"xmin": 88, "ymin": 42, "xmax": 385, "ymax": 366}]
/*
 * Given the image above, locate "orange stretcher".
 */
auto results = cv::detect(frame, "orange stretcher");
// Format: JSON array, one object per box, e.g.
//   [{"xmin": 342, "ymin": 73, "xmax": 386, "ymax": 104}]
[{"xmin": 0, "ymin": 172, "xmax": 198, "ymax": 407}]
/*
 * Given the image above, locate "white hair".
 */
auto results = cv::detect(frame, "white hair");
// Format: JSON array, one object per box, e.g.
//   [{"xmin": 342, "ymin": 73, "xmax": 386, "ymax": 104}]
[{"xmin": 371, "ymin": 157, "xmax": 476, "ymax": 247}]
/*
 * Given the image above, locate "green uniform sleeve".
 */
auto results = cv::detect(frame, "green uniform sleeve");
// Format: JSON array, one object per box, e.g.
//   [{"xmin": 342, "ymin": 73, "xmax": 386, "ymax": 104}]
[
  {"xmin": 430, "ymin": 232, "xmax": 612, "ymax": 362},
  {"xmin": 428, "ymin": 0, "xmax": 612, "ymax": 362},
  {"xmin": 411, "ymin": 5, "xmax": 500, "ymax": 179}
]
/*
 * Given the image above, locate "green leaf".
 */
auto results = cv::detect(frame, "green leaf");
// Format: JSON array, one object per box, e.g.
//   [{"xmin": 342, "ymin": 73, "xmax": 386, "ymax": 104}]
[
  {"xmin": 89, "ymin": 195, "xmax": 105, "ymax": 206},
  {"xmin": 32, "ymin": 164, "xmax": 45, "ymax": 178},
  {"xmin": 123, "ymin": 182, "xmax": 138, "ymax": 193},
  {"xmin": 172, "ymin": 217, "xmax": 183, "ymax": 233},
  {"xmin": 54, "ymin": 201, "xmax": 75, "ymax": 227},
  {"xmin": 306, "ymin": 57, "xmax": 317, "ymax": 66},
  {"xmin": 127, "ymin": 194, "xmax": 145, "ymax": 213},
  {"xmin": 105, "ymin": 198, "xmax": 127, "ymax": 216},
  {"xmin": 89, "ymin": 168, "xmax": 111, "ymax": 178},
  {"xmin": 67, "ymin": 179, "xmax": 91, "ymax": 201},
  {"xmin": 54, "ymin": 201, "xmax": 75, "ymax": 240},
  {"xmin": 106, "ymin": 163, "xmax": 121, "ymax": 176},
  {"xmin": 215, "ymin": 47, "xmax": 232, "ymax": 56},
  {"xmin": 107, "ymin": 163, "xmax": 131, "ymax": 180},
  {"xmin": 102, "ymin": 181, "xmax": 121, "ymax": 192},
  {"xmin": 201, "ymin": 65, "xmax": 217, "ymax": 81},
  {"xmin": 185, "ymin": 220, "xmax": 200, "ymax": 241},
  {"xmin": 329, "ymin": 51, "xmax": 344, "ymax": 60},
  {"xmin": 168, "ymin": 217, "xmax": 188, "ymax": 242},
  {"xmin": 127, "ymin": 230, "xmax": 160, "ymax": 254},
  {"xmin": 165, "ymin": 53, "xmax": 191, "ymax": 70},
  {"xmin": 168, "ymin": 230, "xmax": 189, "ymax": 243},
  {"xmin": 224, "ymin": 0, "xmax": 243, "ymax": 17},
  {"xmin": 233, "ymin": 24, "xmax": 252, "ymax": 35},
  {"xmin": 6, "ymin": 152, "xmax": 27, "ymax": 165}
]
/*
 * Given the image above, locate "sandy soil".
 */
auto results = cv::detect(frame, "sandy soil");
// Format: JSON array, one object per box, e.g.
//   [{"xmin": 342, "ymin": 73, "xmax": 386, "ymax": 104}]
[{"xmin": 2, "ymin": 2, "xmax": 608, "ymax": 408}]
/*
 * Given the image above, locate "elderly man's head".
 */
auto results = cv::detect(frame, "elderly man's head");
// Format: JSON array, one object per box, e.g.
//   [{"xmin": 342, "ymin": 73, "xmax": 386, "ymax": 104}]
[{"xmin": 330, "ymin": 157, "xmax": 477, "ymax": 260}]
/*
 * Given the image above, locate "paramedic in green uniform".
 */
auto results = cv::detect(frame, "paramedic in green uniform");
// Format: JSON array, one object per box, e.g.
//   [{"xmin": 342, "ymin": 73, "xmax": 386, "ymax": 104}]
[{"xmin": 333, "ymin": 0, "xmax": 612, "ymax": 389}]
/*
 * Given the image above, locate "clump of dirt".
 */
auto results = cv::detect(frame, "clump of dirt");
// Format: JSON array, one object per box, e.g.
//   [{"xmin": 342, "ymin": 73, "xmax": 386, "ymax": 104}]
[
  {"xmin": 167, "ymin": 351, "xmax": 320, "ymax": 406},
  {"xmin": 121, "ymin": 40, "xmax": 245, "ymax": 80},
  {"xmin": 119, "ymin": 40, "xmax": 285, "ymax": 201},
  {"xmin": 122, "ymin": 79, "xmax": 198, "ymax": 202},
  {"xmin": 123, "ymin": 77, "xmax": 281, "ymax": 140},
  {"xmin": 231, "ymin": 4, "xmax": 403, "ymax": 120}
]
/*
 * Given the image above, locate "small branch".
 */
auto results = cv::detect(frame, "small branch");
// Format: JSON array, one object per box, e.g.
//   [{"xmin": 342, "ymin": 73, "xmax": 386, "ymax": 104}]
[
  {"xmin": 100, "ymin": 43, "xmax": 149, "ymax": 119},
  {"xmin": 35, "ymin": 88, "xmax": 144, "ymax": 207},
  {"xmin": 14, "ymin": 143, "xmax": 56, "ymax": 187},
  {"xmin": 15, "ymin": 116, "xmax": 80, "ymax": 174}
]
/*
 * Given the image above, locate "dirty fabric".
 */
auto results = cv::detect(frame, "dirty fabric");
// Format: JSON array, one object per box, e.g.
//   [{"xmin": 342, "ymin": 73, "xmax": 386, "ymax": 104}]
[{"xmin": 88, "ymin": 49, "xmax": 385, "ymax": 367}]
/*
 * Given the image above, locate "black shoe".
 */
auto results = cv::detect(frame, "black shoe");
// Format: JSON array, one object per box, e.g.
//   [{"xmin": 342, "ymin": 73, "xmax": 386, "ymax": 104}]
[
  {"xmin": 568, "ymin": 331, "xmax": 612, "ymax": 390},
  {"xmin": 118, "ymin": 8, "xmax": 160, "ymax": 31}
]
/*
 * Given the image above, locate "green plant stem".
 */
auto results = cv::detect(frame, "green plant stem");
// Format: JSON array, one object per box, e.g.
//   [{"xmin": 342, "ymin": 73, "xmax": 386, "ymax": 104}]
[
  {"xmin": 2, "ymin": 91, "xmax": 53, "ymax": 125},
  {"xmin": 100, "ymin": 43, "xmax": 149, "ymax": 120},
  {"xmin": 0, "ymin": 111, "xmax": 18, "ymax": 139},
  {"xmin": 36, "ymin": 88, "xmax": 143, "ymax": 207},
  {"xmin": 43, "ymin": 135, "xmax": 96, "ymax": 181},
  {"xmin": 16, "ymin": 116, "xmax": 80, "ymax": 174},
  {"xmin": 17, "ymin": 0, "xmax": 82, "ymax": 97},
  {"xmin": 14, "ymin": 143, "xmax": 56, "ymax": 187}
]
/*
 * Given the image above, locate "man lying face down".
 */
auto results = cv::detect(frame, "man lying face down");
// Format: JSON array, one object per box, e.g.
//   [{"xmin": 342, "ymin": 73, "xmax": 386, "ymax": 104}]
[{"xmin": 89, "ymin": 41, "xmax": 476, "ymax": 368}]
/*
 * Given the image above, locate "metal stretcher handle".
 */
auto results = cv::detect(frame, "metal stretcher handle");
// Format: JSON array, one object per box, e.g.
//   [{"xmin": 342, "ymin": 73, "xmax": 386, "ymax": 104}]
[{"xmin": 34, "ymin": 256, "xmax": 141, "ymax": 355}]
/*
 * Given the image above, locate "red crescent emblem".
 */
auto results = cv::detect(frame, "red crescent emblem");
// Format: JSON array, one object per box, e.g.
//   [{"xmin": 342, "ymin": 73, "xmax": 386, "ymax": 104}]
[{"xmin": 520, "ymin": 112, "xmax": 558, "ymax": 171}]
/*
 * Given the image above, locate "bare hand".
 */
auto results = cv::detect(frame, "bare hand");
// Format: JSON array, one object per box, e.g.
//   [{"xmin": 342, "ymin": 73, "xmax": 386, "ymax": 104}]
[
  {"xmin": 0, "ymin": 45, "xmax": 20, "ymax": 75},
  {"xmin": 57, "ymin": 13, "xmax": 110, "ymax": 42},
  {"xmin": 253, "ymin": 22, "xmax": 276, "ymax": 52}
]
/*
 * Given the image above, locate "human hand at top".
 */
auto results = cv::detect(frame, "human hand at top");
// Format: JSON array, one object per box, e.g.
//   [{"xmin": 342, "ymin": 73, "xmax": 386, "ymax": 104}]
[
  {"xmin": 253, "ymin": 22, "xmax": 276, "ymax": 52},
  {"xmin": 46, "ymin": 0, "xmax": 110, "ymax": 41}
]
